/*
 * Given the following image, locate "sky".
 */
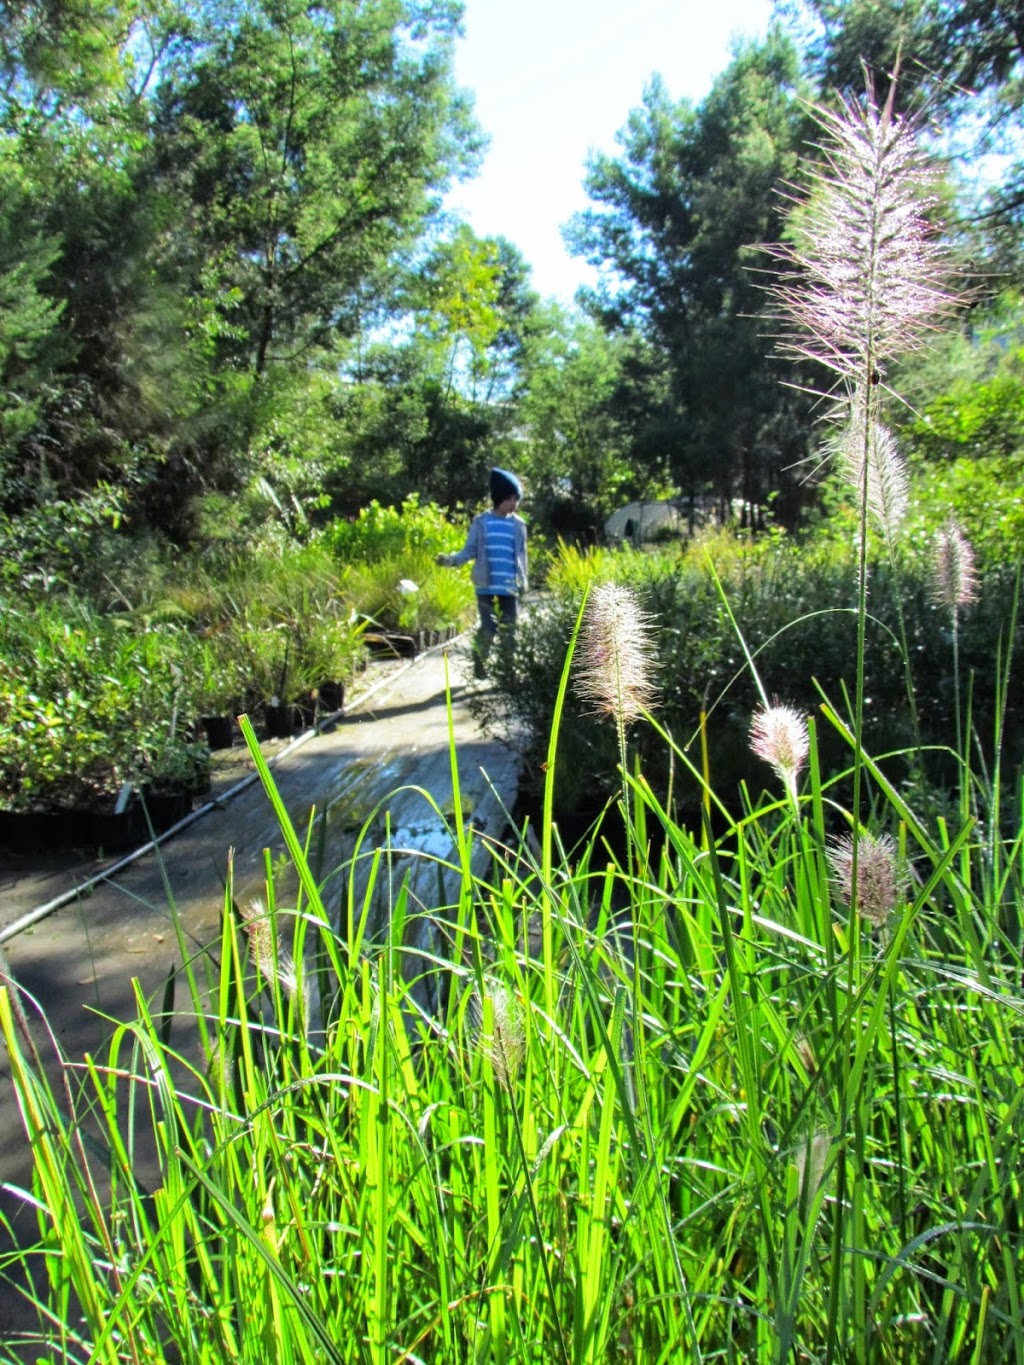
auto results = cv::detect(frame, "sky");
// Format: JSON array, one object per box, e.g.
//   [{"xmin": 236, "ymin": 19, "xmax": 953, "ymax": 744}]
[{"xmin": 447, "ymin": 0, "xmax": 777, "ymax": 303}]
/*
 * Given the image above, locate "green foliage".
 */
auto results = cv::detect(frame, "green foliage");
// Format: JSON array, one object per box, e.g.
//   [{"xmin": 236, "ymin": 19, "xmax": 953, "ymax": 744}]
[
  {"xmin": 409, "ymin": 226, "xmax": 538, "ymax": 404},
  {"xmin": 0, "ymin": 156, "xmax": 69, "ymax": 463},
  {"xmin": 0, "ymin": 536, "xmax": 373, "ymax": 811},
  {"xmin": 478, "ymin": 530, "xmax": 1024, "ymax": 816},
  {"xmin": 907, "ymin": 453, "xmax": 1024, "ymax": 573},
  {"xmin": 0, "ymin": 0, "xmax": 139, "ymax": 110},
  {"xmin": 153, "ymin": 0, "xmax": 478, "ymax": 379},
  {"xmin": 322, "ymin": 232, "xmax": 540, "ymax": 515},
  {"xmin": 909, "ymin": 371, "xmax": 1024, "ymax": 458},
  {"xmin": 515, "ymin": 309, "xmax": 638, "ymax": 533},
  {"xmin": 0, "ymin": 0, "xmax": 483, "ymax": 540},
  {"xmin": 566, "ymin": 34, "xmax": 819, "ymax": 522},
  {"xmin": 0, "ymin": 484, "xmax": 136, "ymax": 598},
  {"xmin": 0, "ymin": 504, "xmax": 477, "ymax": 818},
  {"xmin": 899, "ymin": 299, "xmax": 1024, "ymax": 464},
  {"xmin": 322, "ymin": 495, "xmax": 465, "ymax": 565},
  {"xmin": 4, "ymin": 624, "xmax": 1024, "ymax": 1359},
  {"xmin": 323, "ymin": 496, "xmax": 475, "ymax": 633},
  {"xmin": 0, "ymin": 598, "xmax": 200, "ymax": 809},
  {"xmin": 161, "ymin": 541, "xmax": 369, "ymax": 708}
]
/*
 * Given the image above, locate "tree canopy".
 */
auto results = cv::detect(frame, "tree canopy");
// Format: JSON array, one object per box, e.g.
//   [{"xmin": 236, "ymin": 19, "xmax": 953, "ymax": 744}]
[
  {"xmin": 0, "ymin": 0, "xmax": 484, "ymax": 534},
  {"xmin": 566, "ymin": 32, "xmax": 819, "ymax": 519},
  {"xmin": 1, "ymin": 0, "xmax": 1023, "ymax": 554}
]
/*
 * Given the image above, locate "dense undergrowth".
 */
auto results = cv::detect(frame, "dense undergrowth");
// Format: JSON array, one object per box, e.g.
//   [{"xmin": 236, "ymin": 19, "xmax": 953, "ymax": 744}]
[
  {"xmin": 0, "ymin": 502, "xmax": 474, "ymax": 815},
  {"xmin": 478, "ymin": 528, "xmax": 1024, "ymax": 827}
]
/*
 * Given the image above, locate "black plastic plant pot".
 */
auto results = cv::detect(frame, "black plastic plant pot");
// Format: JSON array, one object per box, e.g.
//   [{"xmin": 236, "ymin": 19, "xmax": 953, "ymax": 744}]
[
  {"xmin": 264, "ymin": 703, "xmax": 298, "ymax": 739},
  {"xmin": 141, "ymin": 787, "xmax": 194, "ymax": 834},
  {"xmin": 89, "ymin": 802, "xmax": 146, "ymax": 854},
  {"xmin": 317, "ymin": 681, "xmax": 345, "ymax": 714},
  {"xmin": 201, "ymin": 714, "xmax": 235, "ymax": 750},
  {"xmin": 0, "ymin": 808, "xmax": 90, "ymax": 855}
]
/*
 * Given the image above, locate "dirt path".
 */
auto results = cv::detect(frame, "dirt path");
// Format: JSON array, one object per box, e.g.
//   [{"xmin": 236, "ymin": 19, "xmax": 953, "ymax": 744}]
[{"xmin": 0, "ymin": 643, "xmax": 523, "ymax": 1343}]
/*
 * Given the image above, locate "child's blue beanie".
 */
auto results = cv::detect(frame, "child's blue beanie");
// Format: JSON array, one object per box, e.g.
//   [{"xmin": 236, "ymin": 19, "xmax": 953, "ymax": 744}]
[{"xmin": 489, "ymin": 467, "xmax": 522, "ymax": 503}]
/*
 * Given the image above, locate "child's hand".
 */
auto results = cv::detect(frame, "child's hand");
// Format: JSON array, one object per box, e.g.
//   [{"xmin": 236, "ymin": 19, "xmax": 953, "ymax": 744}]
[{"xmin": 435, "ymin": 553, "xmax": 453, "ymax": 567}]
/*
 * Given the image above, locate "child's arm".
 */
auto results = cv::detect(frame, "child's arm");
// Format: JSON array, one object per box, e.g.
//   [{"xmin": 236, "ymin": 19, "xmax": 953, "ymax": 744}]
[{"xmin": 437, "ymin": 515, "xmax": 481, "ymax": 567}]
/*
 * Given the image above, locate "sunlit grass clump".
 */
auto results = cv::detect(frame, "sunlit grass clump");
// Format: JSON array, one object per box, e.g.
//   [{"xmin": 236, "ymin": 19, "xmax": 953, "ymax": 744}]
[{"xmin": 2, "ymin": 631, "xmax": 1024, "ymax": 1363}]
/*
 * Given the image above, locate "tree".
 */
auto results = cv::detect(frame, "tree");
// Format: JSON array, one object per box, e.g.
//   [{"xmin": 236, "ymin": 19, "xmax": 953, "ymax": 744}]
[
  {"xmin": 566, "ymin": 33, "xmax": 818, "ymax": 522},
  {"xmin": 150, "ymin": 0, "xmax": 481, "ymax": 380},
  {"xmin": 0, "ymin": 0, "xmax": 198, "ymax": 514},
  {"xmin": 0, "ymin": 0, "xmax": 483, "ymax": 538},
  {"xmin": 320, "ymin": 226, "xmax": 540, "ymax": 514},
  {"xmin": 788, "ymin": 0, "xmax": 1024, "ymax": 114},
  {"xmin": 515, "ymin": 306, "xmax": 644, "ymax": 536},
  {"xmin": 406, "ymin": 225, "xmax": 538, "ymax": 405},
  {"xmin": 0, "ymin": 0, "xmax": 142, "ymax": 114},
  {"xmin": 0, "ymin": 153, "xmax": 68, "ymax": 481},
  {"xmin": 899, "ymin": 292, "xmax": 1024, "ymax": 460}
]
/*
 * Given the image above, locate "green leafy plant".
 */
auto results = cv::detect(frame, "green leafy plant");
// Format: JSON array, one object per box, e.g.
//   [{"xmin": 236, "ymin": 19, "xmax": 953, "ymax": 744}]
[
  {"xmin": 3, "ymin": 602, "xmax": 1024, "ymax": 1361},
  {"xmin": 0, "ymin": 600, "xmax": 200, "ymax": 811}
]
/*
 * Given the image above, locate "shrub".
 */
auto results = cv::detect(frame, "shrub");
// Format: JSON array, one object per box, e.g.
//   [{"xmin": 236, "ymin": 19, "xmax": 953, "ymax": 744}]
[
  {"xmin": 160, "ymin": 541, "xmax": 369, "ymax": 709},
  {"xmin": 476, "ymin": 533, "xmax": 1024, "ymax": 820},
  {"xmin": 0, "ymin": 597, "xmax": 202, "ymax": 810},
  {"xmin": 906, "ymin": 452, "xmax": 1024, "ymax": 574},
  {"xmin": 324, "ymin": 498, "xmax": 475, "ymax": 634},
  {"xmin": 322, "ymin": 494, "xmax": 464, "ymax": 564}
]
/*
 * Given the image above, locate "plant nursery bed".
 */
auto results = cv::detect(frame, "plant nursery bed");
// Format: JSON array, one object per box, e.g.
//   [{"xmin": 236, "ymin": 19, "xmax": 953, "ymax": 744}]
[{"xmin": 0, "ymin": 654, "xmax": 418, "ymax": 923}]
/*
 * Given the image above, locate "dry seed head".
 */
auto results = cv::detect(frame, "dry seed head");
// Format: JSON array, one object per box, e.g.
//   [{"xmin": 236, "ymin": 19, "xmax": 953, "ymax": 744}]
[
  {"xmin": 750, "ymin": 703, "xmax": 810, "ymax": 798},
  {"xmin": 769, "ymin": 90, "xmax": 951, "ymax": 384},
  {"xmin": 827, "ymin": 831, "xmax": 908, "ymax": 928},
  {"xmin": 470, "ymin": 979, "xmax": 525, "ymax": 1090},
  {"xmin": 238, "ymin": 899, "xmax": 306, "ymax": 1008},
  {"xmin": 575, "ymin": 581, "xmax": 657, "ymax": 726},
  {"xmin": 239, "ymin": 899, "xmax": 275, "ymax": 977},
  {"xmin": 931, "ymin": 519, "xmax": 979, "ymax": 614}
]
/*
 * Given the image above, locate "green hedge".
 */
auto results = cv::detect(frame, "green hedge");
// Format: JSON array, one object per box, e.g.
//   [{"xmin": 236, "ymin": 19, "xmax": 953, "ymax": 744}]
[{"xmin": 474, "ymin": 530, "xmax": 1024, "ymax": 821}]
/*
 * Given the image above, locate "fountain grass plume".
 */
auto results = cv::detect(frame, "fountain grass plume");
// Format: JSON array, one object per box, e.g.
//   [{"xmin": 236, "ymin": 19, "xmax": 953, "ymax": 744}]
[
  {"xmin": 769, "ymin": 82, "xmax": 952, "ymax": 391},
  {"xmin": 574, "ymin": 580, "xmax": 658, "ymax": 876},
  {"xmin": 238, "ymin": 897, "xmax": 307, "ymax": 1015},
  {"xmin": 750, "ymin": 702, "xmax": 810, "ymax": 802},
  {"xmin": 574, "ymin": 581, "xmax": 657, "ymax": 729},
  {"xmin": 830, "ymin": 386, "xmax": 910, "ymax": 539},
  {"xmin": 827, "ymin": 830, "xmax": 908, "ymax": 929},
  {"xmin": 469, "ymin": 977, "xmax": 525, "ymax": 1090},
  {"xmin": 931, "ymin": 518, "xmax": 979, "ymax": 615},
  {"xmin": 930, "ymin": 518, "xmax": 979, "ymax": 789},
  {"xmin": 768, "ymin": 80, "xmax": 952, "ymax": 706}
]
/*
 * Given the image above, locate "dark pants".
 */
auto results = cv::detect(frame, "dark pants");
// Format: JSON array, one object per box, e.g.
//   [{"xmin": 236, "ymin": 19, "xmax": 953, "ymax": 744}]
[{"xmin": 474, "ymin": 594, "xmax": 517, "ymax": 676}]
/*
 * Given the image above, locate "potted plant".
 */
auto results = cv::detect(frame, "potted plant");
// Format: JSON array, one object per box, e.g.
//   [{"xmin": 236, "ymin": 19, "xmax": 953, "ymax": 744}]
[{"xmin": 190, "ymin": 637, "xmax": 243, "ymax": 750}]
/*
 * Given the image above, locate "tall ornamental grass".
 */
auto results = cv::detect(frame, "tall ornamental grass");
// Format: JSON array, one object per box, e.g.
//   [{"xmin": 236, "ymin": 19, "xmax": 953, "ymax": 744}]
[{"xmin": 2, "ymin": 597, "xmax": 1023, "ymax": 1362}]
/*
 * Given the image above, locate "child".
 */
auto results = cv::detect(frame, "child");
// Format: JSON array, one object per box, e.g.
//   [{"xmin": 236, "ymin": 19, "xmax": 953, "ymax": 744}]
[{"xmin": 436, "ymin": 467, "xmax": 528, "ymax": 677}]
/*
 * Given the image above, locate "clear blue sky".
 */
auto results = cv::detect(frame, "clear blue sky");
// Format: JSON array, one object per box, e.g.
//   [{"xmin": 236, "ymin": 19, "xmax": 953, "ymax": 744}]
[{"xmin": 447, "ymin": 0, "xmax": 776, "ymax": 303}]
